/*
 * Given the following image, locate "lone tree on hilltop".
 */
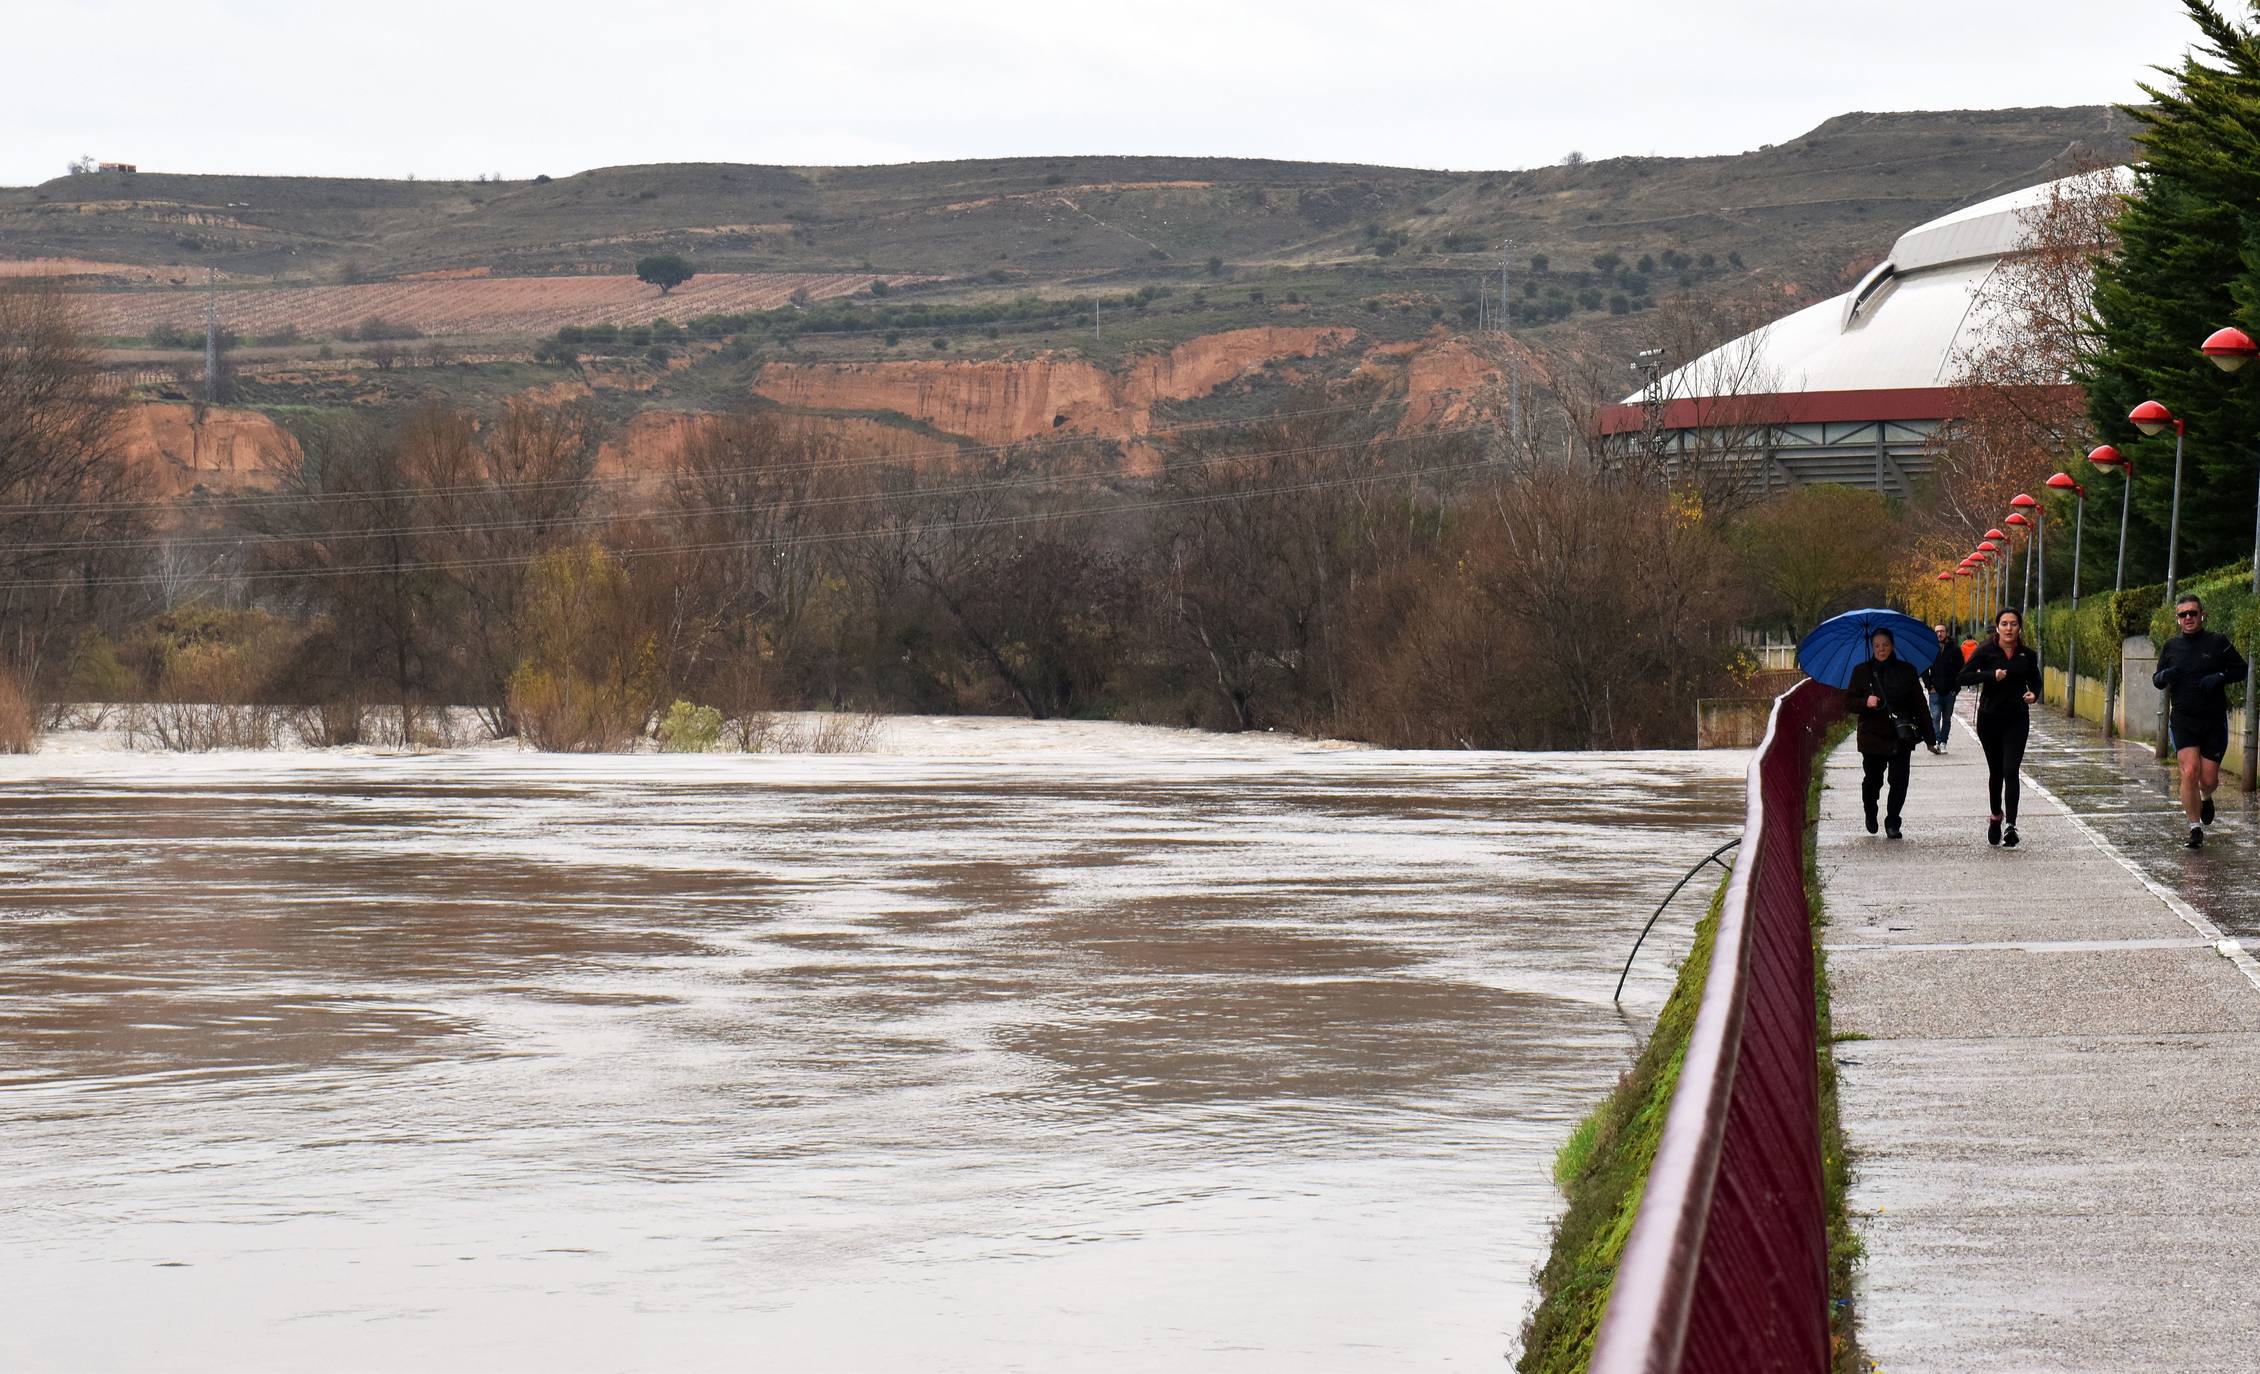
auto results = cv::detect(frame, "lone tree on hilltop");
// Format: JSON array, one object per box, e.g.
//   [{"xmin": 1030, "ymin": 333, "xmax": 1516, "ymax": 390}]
[{"xmin": 635, "ymin": 254, "xmax": 695, "ymax": 296}]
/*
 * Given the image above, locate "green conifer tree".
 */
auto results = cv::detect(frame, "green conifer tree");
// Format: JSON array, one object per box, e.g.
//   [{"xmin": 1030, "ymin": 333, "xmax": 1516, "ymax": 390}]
[{"xmin": 2081, "ymin": 1, "xmax": 2260, "ymax": 580}]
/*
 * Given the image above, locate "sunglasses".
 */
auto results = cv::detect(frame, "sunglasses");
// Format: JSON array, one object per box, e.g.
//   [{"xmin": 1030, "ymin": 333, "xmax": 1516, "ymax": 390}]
[{"xmin": 2177, "ymin": 609, "xmax": 2205, "ymax": 619}]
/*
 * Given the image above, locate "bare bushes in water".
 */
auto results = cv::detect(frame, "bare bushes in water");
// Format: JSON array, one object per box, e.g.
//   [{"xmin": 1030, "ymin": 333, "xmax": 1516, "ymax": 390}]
[
  {"xmin": 728, "ymin": 710, "xmax": 886, "ymax": 754},
  {"xmin": 285, "ymin": 699, "xmax": 369, "ymax": 749},
  {"xmin": 122, "ymin": 640, "xmax": 280, "ymax": 750}
]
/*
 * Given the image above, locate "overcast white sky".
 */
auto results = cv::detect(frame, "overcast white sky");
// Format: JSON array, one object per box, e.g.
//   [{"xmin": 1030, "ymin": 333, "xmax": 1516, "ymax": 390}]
[{"xmin": 1, "ymin": 1, "xmax": 2203, "ymax": 186}]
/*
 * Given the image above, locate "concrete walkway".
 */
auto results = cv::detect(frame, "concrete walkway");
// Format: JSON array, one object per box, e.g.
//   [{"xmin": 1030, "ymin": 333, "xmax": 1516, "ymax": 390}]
[{"xmin": 1819, "ymin": 728, "xmax": 2260, "ymax": 1372}]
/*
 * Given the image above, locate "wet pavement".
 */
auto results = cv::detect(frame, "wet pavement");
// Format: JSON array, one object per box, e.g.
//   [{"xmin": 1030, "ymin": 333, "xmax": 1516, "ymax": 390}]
[
  {"xmin": 1819, "ymin": 708, "xmax": 2260, "ymax": 1372},
  {"xmin": 2017, "ymin": 707, "xmax": 2260, "ymax": 940},
  {"xmin": 0, "ymin": 720, "xmax": 1747, "ymax": 1372}
]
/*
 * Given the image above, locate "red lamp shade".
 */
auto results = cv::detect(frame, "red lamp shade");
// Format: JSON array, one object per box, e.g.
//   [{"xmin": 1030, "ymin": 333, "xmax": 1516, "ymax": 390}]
[
  {"xmin": 1955, "ymin": 567, "xmax": 1974, "ymax": 577},
  {"xmin": 2045, "ymin": 472, "xmax": 2081, "ymax": 495},
  {"xmin": 1978, "ymin": 540, "xmax": 2000, "ymax": 553},
  {"xmin": 2089, "ymin": 444, "xmax": 2125, "ymax": 471},
  {"xmin": 1985, "ymin": 528, "xmax": 2008, "ymax": 541},
  {"xmin": 2009, "ymin": 492, "xmax": 2039, "ymax": 509},
  {"xmin": 2202, "ymin": 325, "xmax": 2258, "ymax": 373},
  {"xmin": 2130, "ymin": 400, "xmax": 2175, "ymax": 436},
  {"xmin": 1936, "ymin": 571, "xmax": 1953, "ymax": 581},
  {"xmin": 2005, "ymin": 512, "xmax": 2031, "ymax": 528}
]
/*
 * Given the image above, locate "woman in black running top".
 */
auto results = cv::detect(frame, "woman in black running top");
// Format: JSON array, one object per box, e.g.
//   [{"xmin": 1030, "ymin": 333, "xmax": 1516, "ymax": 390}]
[{"xmin": 1958, "ymin": 607, "xmax": 2042, "ymax": 847}]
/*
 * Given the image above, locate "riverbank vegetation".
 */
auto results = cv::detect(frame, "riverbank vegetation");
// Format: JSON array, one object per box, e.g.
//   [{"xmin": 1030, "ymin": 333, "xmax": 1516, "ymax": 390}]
[{"xmin": 1, "ymin": 274, "xmax": 1887, "ymax": 755}]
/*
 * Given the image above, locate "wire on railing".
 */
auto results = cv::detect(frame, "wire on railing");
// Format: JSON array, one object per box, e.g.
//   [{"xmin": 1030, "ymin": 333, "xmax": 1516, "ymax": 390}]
[{"xmin": 1588, "ymin": 676, "xmax": 1838, "ymax": 1374}]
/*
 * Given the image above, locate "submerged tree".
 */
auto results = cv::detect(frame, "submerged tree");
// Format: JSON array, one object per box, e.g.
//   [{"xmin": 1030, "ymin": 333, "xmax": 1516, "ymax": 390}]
[{"xmin": 0, "ymin": 283, "xmax": 145, "ymax": 688}]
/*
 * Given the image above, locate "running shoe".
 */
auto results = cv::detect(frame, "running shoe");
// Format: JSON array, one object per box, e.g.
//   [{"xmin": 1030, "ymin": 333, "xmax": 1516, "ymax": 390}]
[
  {"xmin": 2003, "ymin": 824, "xmax": 2019, "ymax": 849},
  {"xmin": 2188, "ymin": 824, "xmax": 2206, "ymax": 850},
  {"xmin": 1987, "ymin": 816, "xmax": 2001, "ymax": 846},
  {"xmin": 2202, "ymin": 796, "xmax": 2216, "ymax": 826}
]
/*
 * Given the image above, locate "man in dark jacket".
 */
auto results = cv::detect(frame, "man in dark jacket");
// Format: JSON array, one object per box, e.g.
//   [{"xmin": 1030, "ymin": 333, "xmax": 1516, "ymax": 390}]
[
  {"xmin": 1847, "ymin": 629, "xmax": 1939, "ymax": 840},
  {"xmin": 2152, "ymin": 594, "xmax": 2250, "ymax": 848},
  {"xmin": 1924, "ymin": 623, "xmax": 1965, "ymax": 751}
]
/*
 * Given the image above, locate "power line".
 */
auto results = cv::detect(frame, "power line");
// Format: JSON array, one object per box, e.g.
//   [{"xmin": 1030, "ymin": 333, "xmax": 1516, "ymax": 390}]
[
  {"xmin": 3, "ymin": 391, "xmax": 1459, "ymax": 520},
  {"xmin": 5, "ymin": 424, "xmax": 1484, "ymax": 557},
  {"xmin": 0, "ymin": 451, "xmax": 1499, "ymax": 592}
]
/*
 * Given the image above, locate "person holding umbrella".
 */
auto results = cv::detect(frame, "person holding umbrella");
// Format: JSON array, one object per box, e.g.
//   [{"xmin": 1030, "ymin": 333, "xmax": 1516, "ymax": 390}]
[
  {"xmin": 1847, "ymin": 628, "xmax": 1940, "ymax": 838},
  {"xmin": 1795, "ymin": 608, "xmax": 1942, "ymax": 841},
  {"xmin": 1958, "ymin": 608, "xmax": 2042, "ymax": 848}
]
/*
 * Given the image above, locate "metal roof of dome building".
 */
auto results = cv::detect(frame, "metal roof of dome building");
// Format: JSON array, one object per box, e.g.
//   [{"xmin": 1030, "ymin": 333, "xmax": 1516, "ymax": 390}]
[{"xmin": 1595, "ymin": 168, "xmax": 2128, "ymax": 494}]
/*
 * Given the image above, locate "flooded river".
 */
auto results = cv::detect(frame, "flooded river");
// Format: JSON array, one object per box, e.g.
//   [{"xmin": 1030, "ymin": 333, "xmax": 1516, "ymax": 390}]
[{"xmin": 0, "ymin": 719, "xmax": 1747, "ymax": 1372}]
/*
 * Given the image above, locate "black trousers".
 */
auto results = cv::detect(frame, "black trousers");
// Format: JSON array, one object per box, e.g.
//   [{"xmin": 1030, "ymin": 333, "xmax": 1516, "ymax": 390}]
[
  {"xmin": 1861, "ymin": 747, "xmax": 1913, "ymax": 824},
  {"xmin": 1976, "ymin": 711, "xmax": 2029, "ymax": 822}
]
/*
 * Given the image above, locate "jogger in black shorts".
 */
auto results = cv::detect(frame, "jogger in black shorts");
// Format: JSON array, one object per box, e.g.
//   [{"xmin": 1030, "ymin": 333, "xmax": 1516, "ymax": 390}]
[
  {"xmin": 1958, "ymin": 608, "xmax": 2042, "ymax": 848},
  {"xmin": 2153, "ymin": 594, "xmax": 2248, "ymax": 849}
]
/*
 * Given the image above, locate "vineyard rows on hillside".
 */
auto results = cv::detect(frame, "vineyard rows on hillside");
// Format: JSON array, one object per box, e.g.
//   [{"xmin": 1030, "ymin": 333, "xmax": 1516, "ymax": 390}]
[{"xmin": 65, "ymin": 271, "xmax": 899, "ymax": 338}]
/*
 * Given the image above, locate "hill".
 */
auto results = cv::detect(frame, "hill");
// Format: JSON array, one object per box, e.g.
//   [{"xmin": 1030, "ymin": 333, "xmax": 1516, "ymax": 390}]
[{"xmin": 0, "ymin": 106, "xmax": 2136, "ymax": 480}]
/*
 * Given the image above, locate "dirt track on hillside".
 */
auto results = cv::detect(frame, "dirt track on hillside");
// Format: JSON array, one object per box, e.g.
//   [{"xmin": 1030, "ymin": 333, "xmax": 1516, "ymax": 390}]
[{"xmin": 64, "ymin": 271, "xmax": 901, "ymax": 339}]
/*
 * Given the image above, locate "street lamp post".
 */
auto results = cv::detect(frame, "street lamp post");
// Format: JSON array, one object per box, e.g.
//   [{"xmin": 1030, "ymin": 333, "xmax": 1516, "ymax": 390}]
[
  {"xmin": 2090, "ymin": 443, "xmax": 2133, "ymax": 740},
  {"xmin": 2131, "ymin": 400, "xmax": 2188, "ymax": 757},
  {"xmin": 2202, "ymin": 324, "xmax": 2260, "ymax": 788},
  {"xmin": 2006, "ymin": 509, "xmax": 2034, "ymax": 609},
  {"xmin": 2130, "ymin": 400, "xmax": 2188, "ymax": 601},
  {"xmin": 1982, "ymin": 531, "xmax": 2008, "ymax": 617},
  {"xmin": 2012, "ymin": 491, "xmax": 2043, "ymax": 614},
  {"xmin": 2048, "ymin": 473, "xmax": 2085, "ymax": 718}
]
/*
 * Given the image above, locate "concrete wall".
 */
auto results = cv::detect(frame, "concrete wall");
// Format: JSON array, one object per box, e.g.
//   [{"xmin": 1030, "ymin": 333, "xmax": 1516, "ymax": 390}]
[
  {"xmin": 2120, "ymin": 636, "xmax": 2161, "ymax": 734},
  {"xmin": 1696, "ymin": 698, "xmax": 1775, "ymax": 749},
  {"xmin": 2042, "ymin": 666, "xmax": 2111, "ymax": 726}
]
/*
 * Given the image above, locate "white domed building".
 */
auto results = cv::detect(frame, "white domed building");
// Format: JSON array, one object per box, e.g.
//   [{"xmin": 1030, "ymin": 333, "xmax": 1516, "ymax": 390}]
[{"xmin": 1595, "ymin": 167, "xmax": 2130, "ymax": 495}]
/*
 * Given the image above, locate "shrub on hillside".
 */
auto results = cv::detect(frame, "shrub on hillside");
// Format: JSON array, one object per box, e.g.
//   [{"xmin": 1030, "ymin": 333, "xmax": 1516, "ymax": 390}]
[{"xmin": 351, "ymin": 316, "xmax": 422, "ymax": 342}]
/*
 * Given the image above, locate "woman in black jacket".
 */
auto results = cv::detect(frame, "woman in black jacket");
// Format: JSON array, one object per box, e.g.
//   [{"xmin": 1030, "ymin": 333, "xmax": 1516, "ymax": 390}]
[
  {"xmin": 1957, "ymin": 608, "xmax": 2043, "ymax": 848},
  {"xmin": 1846, "ymin": 629, "xmax": 1938, "ymax": 839}
]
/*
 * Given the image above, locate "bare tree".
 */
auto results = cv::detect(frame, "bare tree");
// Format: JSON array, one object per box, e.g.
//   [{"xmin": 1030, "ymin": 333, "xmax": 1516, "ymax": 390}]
[
  {"xmin": 0, "ymin": 284, "xmax": 145, "ymax": 687},
  {"xmin": 1934, "ymin": 163, "xmax": 2127, "ymax": 539},
  {"xmin": 1149, "ymin": 388, "xmax": 1437, "ymax": 732}
]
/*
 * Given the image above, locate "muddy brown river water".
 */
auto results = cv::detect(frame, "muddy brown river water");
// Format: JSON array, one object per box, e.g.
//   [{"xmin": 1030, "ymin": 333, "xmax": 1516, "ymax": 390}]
[{"xmin": 0, "ymin": 719, "xmax": 1747, "ymax": 1372}]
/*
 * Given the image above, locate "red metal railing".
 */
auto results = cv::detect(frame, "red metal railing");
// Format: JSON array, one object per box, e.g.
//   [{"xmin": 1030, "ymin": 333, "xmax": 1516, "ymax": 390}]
[{"xmin": 1588, "ymin": 677, "xmax": 1837, "ymax": 1374}]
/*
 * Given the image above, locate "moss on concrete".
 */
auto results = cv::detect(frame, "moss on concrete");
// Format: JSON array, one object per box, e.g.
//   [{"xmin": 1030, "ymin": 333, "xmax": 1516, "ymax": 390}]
[
  {"xmin": 1517, "ymin": 884, "xmax": 1721, "ymax": 1374},
  {"xmin": 1517, "ymin": 720, "xmax": 1862, "ymax": 1373}
]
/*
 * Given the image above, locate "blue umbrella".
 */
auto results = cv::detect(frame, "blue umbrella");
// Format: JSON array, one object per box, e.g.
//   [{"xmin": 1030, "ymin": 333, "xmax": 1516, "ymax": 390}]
[{"xmin": 1795, "ymin": 608, "xmax": 1938, "ymax": 689}]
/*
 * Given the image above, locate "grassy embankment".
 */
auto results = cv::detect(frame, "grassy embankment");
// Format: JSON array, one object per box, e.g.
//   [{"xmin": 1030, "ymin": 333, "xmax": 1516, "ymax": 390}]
[{"xmin": 1517, "ymin": 721, "xmax": 1861, "ymax": 1374}]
